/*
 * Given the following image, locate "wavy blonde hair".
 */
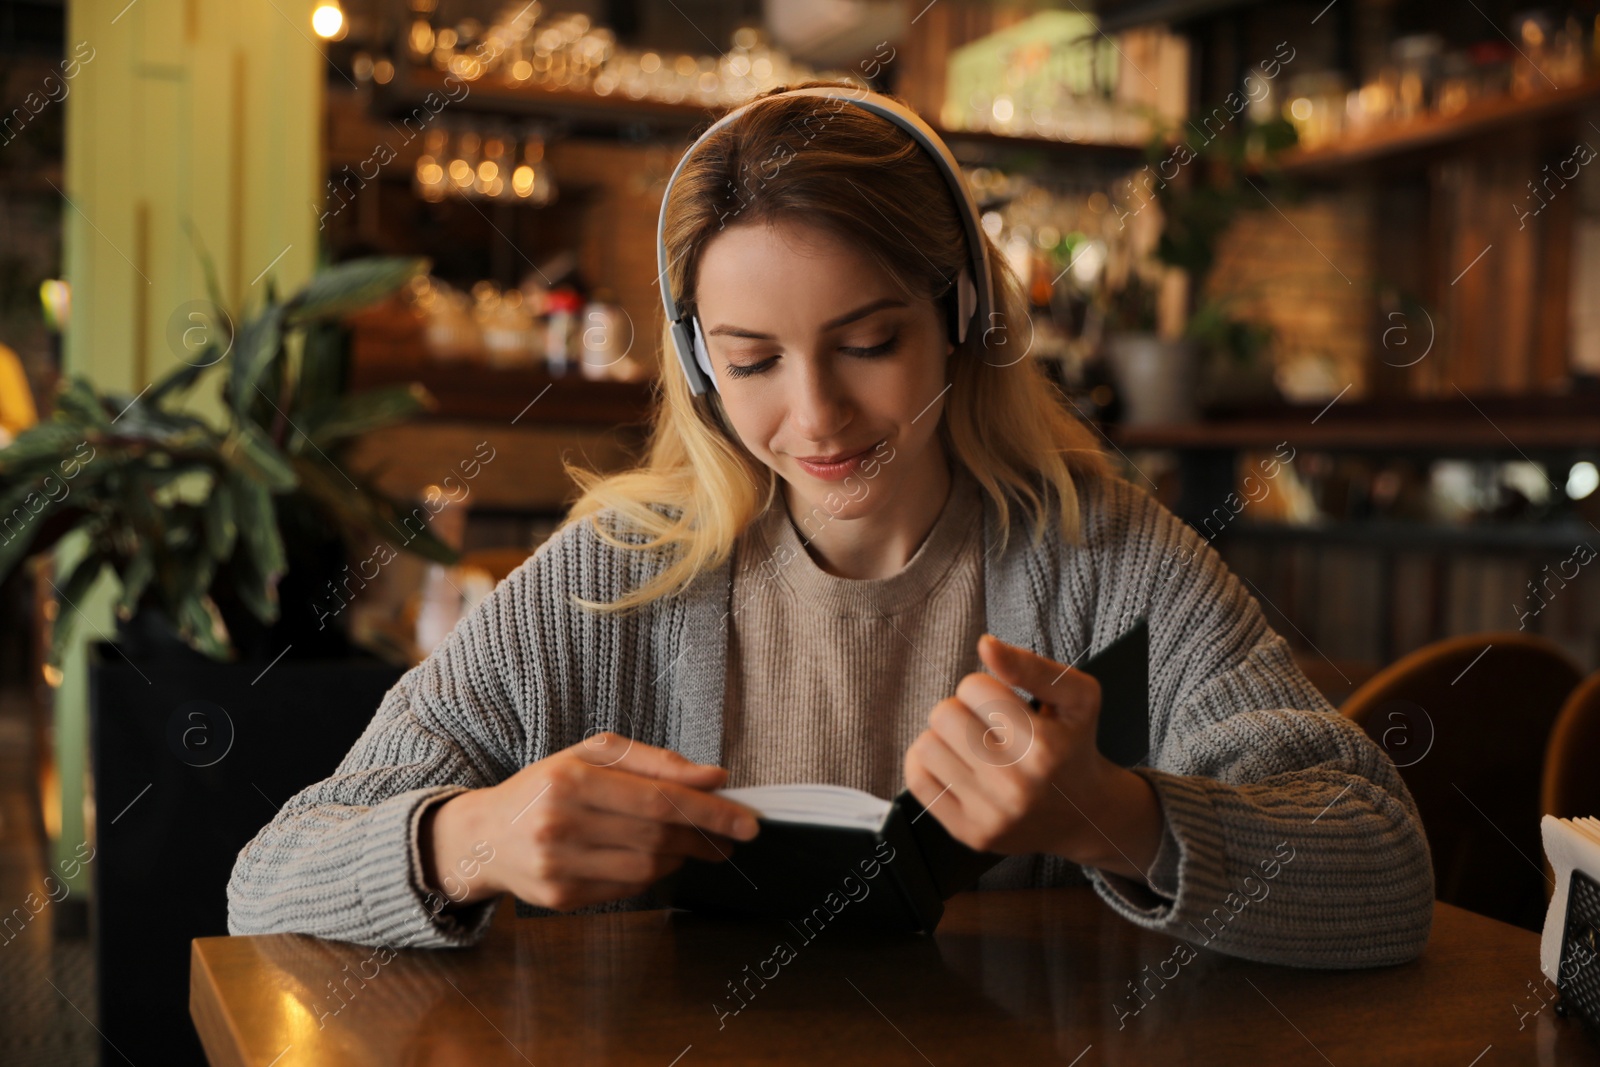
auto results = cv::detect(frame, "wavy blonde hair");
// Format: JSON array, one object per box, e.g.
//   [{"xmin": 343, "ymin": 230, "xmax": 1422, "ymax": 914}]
[{"xmin": 561, "ymin": 82, "xmax": 1108, "ymax": 613}]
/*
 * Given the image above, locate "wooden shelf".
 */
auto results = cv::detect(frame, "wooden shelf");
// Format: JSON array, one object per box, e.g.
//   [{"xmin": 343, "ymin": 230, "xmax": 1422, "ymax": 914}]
[
  {"xmin": 373, "ymin": 66, "xmax": 1146, "ymax": 163},
  {"xmin": 374, "ymin": 67, "xmax": 713, "ymax": 134},
  {"xmin": 1109, "ymin": 395, "xmax": 1600, "ymax": 453},
  {"xmin": 932, "ymin": 124, "xmax": 1146, "ymax": 168},
  {"xmin": 350, "ymin": 357, "xmax": 656, "ymax": 425},
  {"xmin": 1276, "ymin": 75, "xmax": 1600, "ymax": 175},
  {"xmin": 348, "ymin": 305, "xmax": 655, "ymax": 425}
]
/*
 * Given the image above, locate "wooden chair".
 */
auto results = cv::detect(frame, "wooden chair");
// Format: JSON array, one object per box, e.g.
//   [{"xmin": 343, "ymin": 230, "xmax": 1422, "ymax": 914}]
[
  {"xmin": 1341, "ymin": 632, "xmax": 1581, "ymax": 932},
  {"xmin": 1543, "ymin": 670, "xmax": 1600, "ymax": 821},
  {"xmin": 1540, "ymin": 671, "xmax": 1600, "ymax": 898}
]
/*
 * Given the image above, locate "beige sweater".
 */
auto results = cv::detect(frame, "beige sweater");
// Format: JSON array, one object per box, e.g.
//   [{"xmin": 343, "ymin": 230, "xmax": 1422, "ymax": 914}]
[
  {"xmin": 723, "ymin": 462, "xmax": 986, "ymax": 796},
  {"xmin": 723, "ymin": 461, "xmax": 1178, "ymax": 898}
]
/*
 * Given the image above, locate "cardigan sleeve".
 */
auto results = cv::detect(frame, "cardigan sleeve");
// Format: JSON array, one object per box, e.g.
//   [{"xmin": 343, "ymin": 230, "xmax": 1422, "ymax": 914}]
[
  {"xmin": 225, "ymin": 535, "xmax": 561, "ymax": 949},
  {"xmin": 1075, "ymin": 475, "xmax": 1434, "ymax": 968}
]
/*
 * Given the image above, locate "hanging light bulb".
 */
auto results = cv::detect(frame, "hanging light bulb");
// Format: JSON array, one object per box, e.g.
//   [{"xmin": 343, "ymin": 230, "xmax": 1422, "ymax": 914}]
[
  {"xmin": 512, "ymin": 164, "xmax": 535, "ymax": 197},
  {"xmin": 312, "ymin": 1, "xmax": 346, "ymax": 41}
]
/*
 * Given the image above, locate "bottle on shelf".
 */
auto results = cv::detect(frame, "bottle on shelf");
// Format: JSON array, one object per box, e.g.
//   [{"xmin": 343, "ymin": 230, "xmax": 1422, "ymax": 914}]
[
  {"xmin": 580, "ymin": 288, "xmax": 626, "ymax": 380},
  {"xmin": 544, "ymin": 288, "xmax": 584, "ymax": 376}
]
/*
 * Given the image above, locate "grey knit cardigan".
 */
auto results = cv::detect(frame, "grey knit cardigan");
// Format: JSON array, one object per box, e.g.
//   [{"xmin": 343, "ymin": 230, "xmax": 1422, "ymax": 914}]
[{"xmin": 226, "ymin": 471, "xmax": 1434, "ymax": 969}]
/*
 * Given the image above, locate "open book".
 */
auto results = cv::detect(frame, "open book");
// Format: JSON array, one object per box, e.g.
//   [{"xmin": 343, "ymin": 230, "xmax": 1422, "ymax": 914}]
[{"xmin": 659, "ymin": 619, "xmax": 1150, "ymax": 933}]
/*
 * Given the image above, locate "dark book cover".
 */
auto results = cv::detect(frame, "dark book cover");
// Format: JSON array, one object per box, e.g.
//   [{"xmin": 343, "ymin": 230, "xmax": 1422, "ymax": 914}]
[{"xmin": 658, "ymin": 619, "xmax": 1150, "ymax": 933}]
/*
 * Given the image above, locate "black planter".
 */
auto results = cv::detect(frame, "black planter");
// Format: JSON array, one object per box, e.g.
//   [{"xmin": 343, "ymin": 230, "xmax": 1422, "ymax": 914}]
[{"xmin": 88, "ymin": 639, "xmax": 405, "ymax": 1066}]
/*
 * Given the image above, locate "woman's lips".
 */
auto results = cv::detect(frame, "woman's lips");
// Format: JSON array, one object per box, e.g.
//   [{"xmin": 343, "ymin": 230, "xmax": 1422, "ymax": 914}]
[{"xmin": 793, "ymin": 440, "xmax": 881, "ymax": 481}]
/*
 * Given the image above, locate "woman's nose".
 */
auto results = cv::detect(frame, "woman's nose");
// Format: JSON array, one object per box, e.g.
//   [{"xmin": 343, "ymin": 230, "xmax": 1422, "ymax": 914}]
[{"xmin": 787, "ymin": 357, "xmax": 854, "ymax": 440}]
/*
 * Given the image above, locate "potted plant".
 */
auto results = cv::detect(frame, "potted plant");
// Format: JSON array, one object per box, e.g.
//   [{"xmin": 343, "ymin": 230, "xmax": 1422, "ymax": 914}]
[
  {"xmin": 1151, "ymin": 115, "xmax": 1297, "ymax": 415},
  {"xmin": 0, "ymin": 255, "xmax": 457, "ymax": 663},
  {"xmin": 0, "ymin": 255, "xmax": 461, "ymax": 1065},
  {"xmin": 1099, "ymin": 268, "xmax": 1201, "ymax": 426},
  {"xmin": 1186, "ymin": 294, "xmax": 1278, "ymax": 412},
  {"xmin": 1098, "ymin": 114, "xmax": 1298, "ymax": 423}
]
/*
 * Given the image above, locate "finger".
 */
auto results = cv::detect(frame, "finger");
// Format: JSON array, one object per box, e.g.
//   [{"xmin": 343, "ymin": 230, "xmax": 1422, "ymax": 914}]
[
  {"xmin": 905, "ymin": 751, "xmax": 970, "ymax": 825},
  {"xmin": 577, "ymin": 809, "xmax": 737, "ymax": 863},
  {"xmin": 550, "ymin": 843, "xmax": 690, "ymax": 886},
  {"xmin": 572, "ymin": 734, "xmax": 728, "ymax": 787},
  {"xmin": 930, "ymin": 693, "xmax": 1036, "ymax": 770},
  {"xmin": 577, "ymin": 766, "xmax": 760, "ymax": 841},
  {"xmin": 908, "ymin": 729, "xmax": 985, "ymax": 809},
  {"xmin": 973, "ymin": 634, "xmax": 1099, "ymax": 719}
]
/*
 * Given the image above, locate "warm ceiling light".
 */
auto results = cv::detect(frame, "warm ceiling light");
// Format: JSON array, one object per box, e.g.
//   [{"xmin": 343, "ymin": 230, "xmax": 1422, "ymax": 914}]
[
  {"xmin": 1568, "ymin": 461, "xmax": 1599, "ymax": 501},
  {"xmin": 312, "ymin": 1, "xmax": 346, "ymax": 40}
]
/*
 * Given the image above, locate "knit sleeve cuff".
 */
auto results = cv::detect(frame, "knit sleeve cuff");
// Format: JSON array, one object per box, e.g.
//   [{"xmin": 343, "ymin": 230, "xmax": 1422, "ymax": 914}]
[
  {"xmin": 354, "ymin": 785, "xmax": 499, "ymax": 949},
  {"xmin": 1144, "ymin": 811, "xmax": 1182, "ymax": 898},
  {"xmin": 1087, "ymin": 766, "xmax": 1226, "ymax": 925}
]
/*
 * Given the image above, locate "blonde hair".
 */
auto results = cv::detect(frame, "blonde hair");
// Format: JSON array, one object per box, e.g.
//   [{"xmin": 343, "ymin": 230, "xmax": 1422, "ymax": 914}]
[{"xmin": 562, "ymin": 82, "xmax": 1109, "ymax": 613}]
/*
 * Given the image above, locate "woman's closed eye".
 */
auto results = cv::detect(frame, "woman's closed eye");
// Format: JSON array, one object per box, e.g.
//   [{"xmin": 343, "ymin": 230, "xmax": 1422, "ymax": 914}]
[
  {"xmin": 840, "ymin": 333, "xmax": 900, "ymax": 358},
  {"xmin": 724, "ymin": 333, "xmax": 900, "ymax": 380}
]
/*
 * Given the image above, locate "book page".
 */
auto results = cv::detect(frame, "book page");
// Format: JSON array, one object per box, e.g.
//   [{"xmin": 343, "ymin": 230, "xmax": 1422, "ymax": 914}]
[{"xmin": 718, "ymin": 784, "xmax": 892, "ymax": 831}]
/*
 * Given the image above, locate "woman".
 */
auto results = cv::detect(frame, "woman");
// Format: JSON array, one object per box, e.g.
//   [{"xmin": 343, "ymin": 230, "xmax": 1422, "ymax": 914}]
[{"xmin": 228, "ymin": 83, "xmax": 1433, "ymax": 969}]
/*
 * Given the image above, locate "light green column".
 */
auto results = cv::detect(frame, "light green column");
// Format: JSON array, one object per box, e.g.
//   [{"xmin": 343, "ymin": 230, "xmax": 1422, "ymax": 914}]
[{"xmin": 56, "ymin": 0, "xmax": 323, "ymax": 894}]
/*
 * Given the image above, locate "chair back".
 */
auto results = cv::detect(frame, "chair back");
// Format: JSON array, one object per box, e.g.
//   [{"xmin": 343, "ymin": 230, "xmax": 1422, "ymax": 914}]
[
  {"xmin": 1543, "ymin": 671, "xmax": 1600, "ymax": 820},
  {"xmin": 1342, "ymin": 632, "xmax": 1581, "ymax": 931}
]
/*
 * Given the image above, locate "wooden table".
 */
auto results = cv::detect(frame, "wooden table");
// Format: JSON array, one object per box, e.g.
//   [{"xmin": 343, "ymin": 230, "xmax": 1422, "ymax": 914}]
[{"xmin": 191, "ymin": 888, "xmax": 1600, "ymax": 1066}]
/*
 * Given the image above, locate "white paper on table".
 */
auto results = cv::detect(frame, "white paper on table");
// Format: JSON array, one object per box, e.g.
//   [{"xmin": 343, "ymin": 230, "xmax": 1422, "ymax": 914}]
[{"xmin": 1539, "ymin": 814, "xmax": 1600, "ymax": 982}]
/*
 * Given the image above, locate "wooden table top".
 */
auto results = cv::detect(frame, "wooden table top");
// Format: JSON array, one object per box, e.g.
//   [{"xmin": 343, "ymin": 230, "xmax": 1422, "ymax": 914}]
[{"xmin": 191, "ymin": 888, "xmax": 1600, "ymax": 1066}]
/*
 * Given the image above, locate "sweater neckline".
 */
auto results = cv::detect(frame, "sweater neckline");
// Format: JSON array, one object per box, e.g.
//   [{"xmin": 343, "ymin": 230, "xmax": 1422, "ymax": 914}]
[{"xmin": 750, "ymin": 462, "xmax": 983, "ymax": 617}]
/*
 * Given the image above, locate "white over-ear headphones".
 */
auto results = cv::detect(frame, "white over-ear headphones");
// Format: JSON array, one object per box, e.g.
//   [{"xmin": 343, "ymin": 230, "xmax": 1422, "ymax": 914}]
[{"xmin": 656, "ymin": 85, "xmax": 994, "ymax": 396}]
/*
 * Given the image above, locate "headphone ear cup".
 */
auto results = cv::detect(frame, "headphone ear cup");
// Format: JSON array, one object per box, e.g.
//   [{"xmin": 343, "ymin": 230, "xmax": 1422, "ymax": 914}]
[
  {"xmin": 690, "ymin": 316, "xmax": 718, "ymax": 393},
  {"xmin": 955, "ymin": 269, "xmax": 978, "ymax": 345}
]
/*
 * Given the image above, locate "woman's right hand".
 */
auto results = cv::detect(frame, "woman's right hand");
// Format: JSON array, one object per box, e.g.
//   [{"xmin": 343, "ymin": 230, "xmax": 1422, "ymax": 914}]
[{"xmin": 419, "ymin": 733, "xmax": 760, "ymax": 913}]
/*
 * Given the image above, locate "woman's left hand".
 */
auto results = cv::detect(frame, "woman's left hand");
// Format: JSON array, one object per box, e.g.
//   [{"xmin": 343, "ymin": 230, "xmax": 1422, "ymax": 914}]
[{"xmin": 903, "ymin": 633, "xmax": 1166, "ymax": 881}]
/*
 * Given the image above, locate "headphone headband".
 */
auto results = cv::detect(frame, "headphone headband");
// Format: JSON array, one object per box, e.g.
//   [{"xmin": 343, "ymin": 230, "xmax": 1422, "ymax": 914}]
[{"xmin": 656, "ymin": 85, "xmax": 995, "ymax": 396}]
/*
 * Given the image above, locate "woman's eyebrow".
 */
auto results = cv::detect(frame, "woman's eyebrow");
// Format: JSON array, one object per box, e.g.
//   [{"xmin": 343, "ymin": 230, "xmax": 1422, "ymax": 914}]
[{"xmin": 704, "ymin": 297, "xmax": 907, "ymax": 339}]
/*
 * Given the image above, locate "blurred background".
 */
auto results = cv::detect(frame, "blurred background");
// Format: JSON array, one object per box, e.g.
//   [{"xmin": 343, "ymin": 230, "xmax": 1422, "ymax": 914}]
[{"xmin": 1, "ymin": 0, "xmax": 1598, "ymax": 1062}]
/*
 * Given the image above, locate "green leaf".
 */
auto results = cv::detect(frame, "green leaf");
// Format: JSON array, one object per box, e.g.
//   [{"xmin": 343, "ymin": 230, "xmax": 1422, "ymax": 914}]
[
  {"xmin": 307, "ymin": 384, "xmax": 433, "ymax": 449},
  {"xmin": 0, "ymin": 474, "xmax": 59, "ymax": 578},
  {"xmin": 293, "ymin": 321, "xmax": 348, "ymax": 437},
  {"xmin": 97, "ymin": 400, "xmax": 214, "ymax": 452},
  {"xmin": 147, "ymin": 359, "xmax": 210, "ymax": 404},
  {"xmin": 223, "ymin": 422, "xmax": 298, "ymax": 492},
  {"xmin": 0, "ymin": 441, "xmax": 107, "ymax": 578},
  {"xmin": 116, "ymin": 467, "xmax": 163, "ymax": 536},
  {"xmin": 204, "ymin": 479, "xmax": 237, "ymax": 561},
  {"xmin": 178, "ymin": 543, "xmax": 220, "ymax": 616},
  {"xmin": 231, "ymin": 472, "xmax": 286, "ymax": 594},
  {"xmin": 116, "ymin": 542, "xmax": 155, "ymax": 621},
  {"xmin": 183, "ymin": 222, "xmax": 233, "ymax": 334},
  {"xmin": 282, "ymin": 257, "xmax": 428, "ymax": 326},
  {"xmin": 0, "ymin": 463, "xmax": 82, "ymax": 572},
  {"xmin": 229, "ymin": 303, "xmax": 286, "ymax": 418},
  {"xmin": 0, "ymin": 422, "xmax": 90, "ymax": 473},
  {"xmin": 54, "ymin": 377, "xmax": 112, "ymax": 429},
  {"xmin": 175, "ymin": 590, "xmax": 231, "ymax": 660}
]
